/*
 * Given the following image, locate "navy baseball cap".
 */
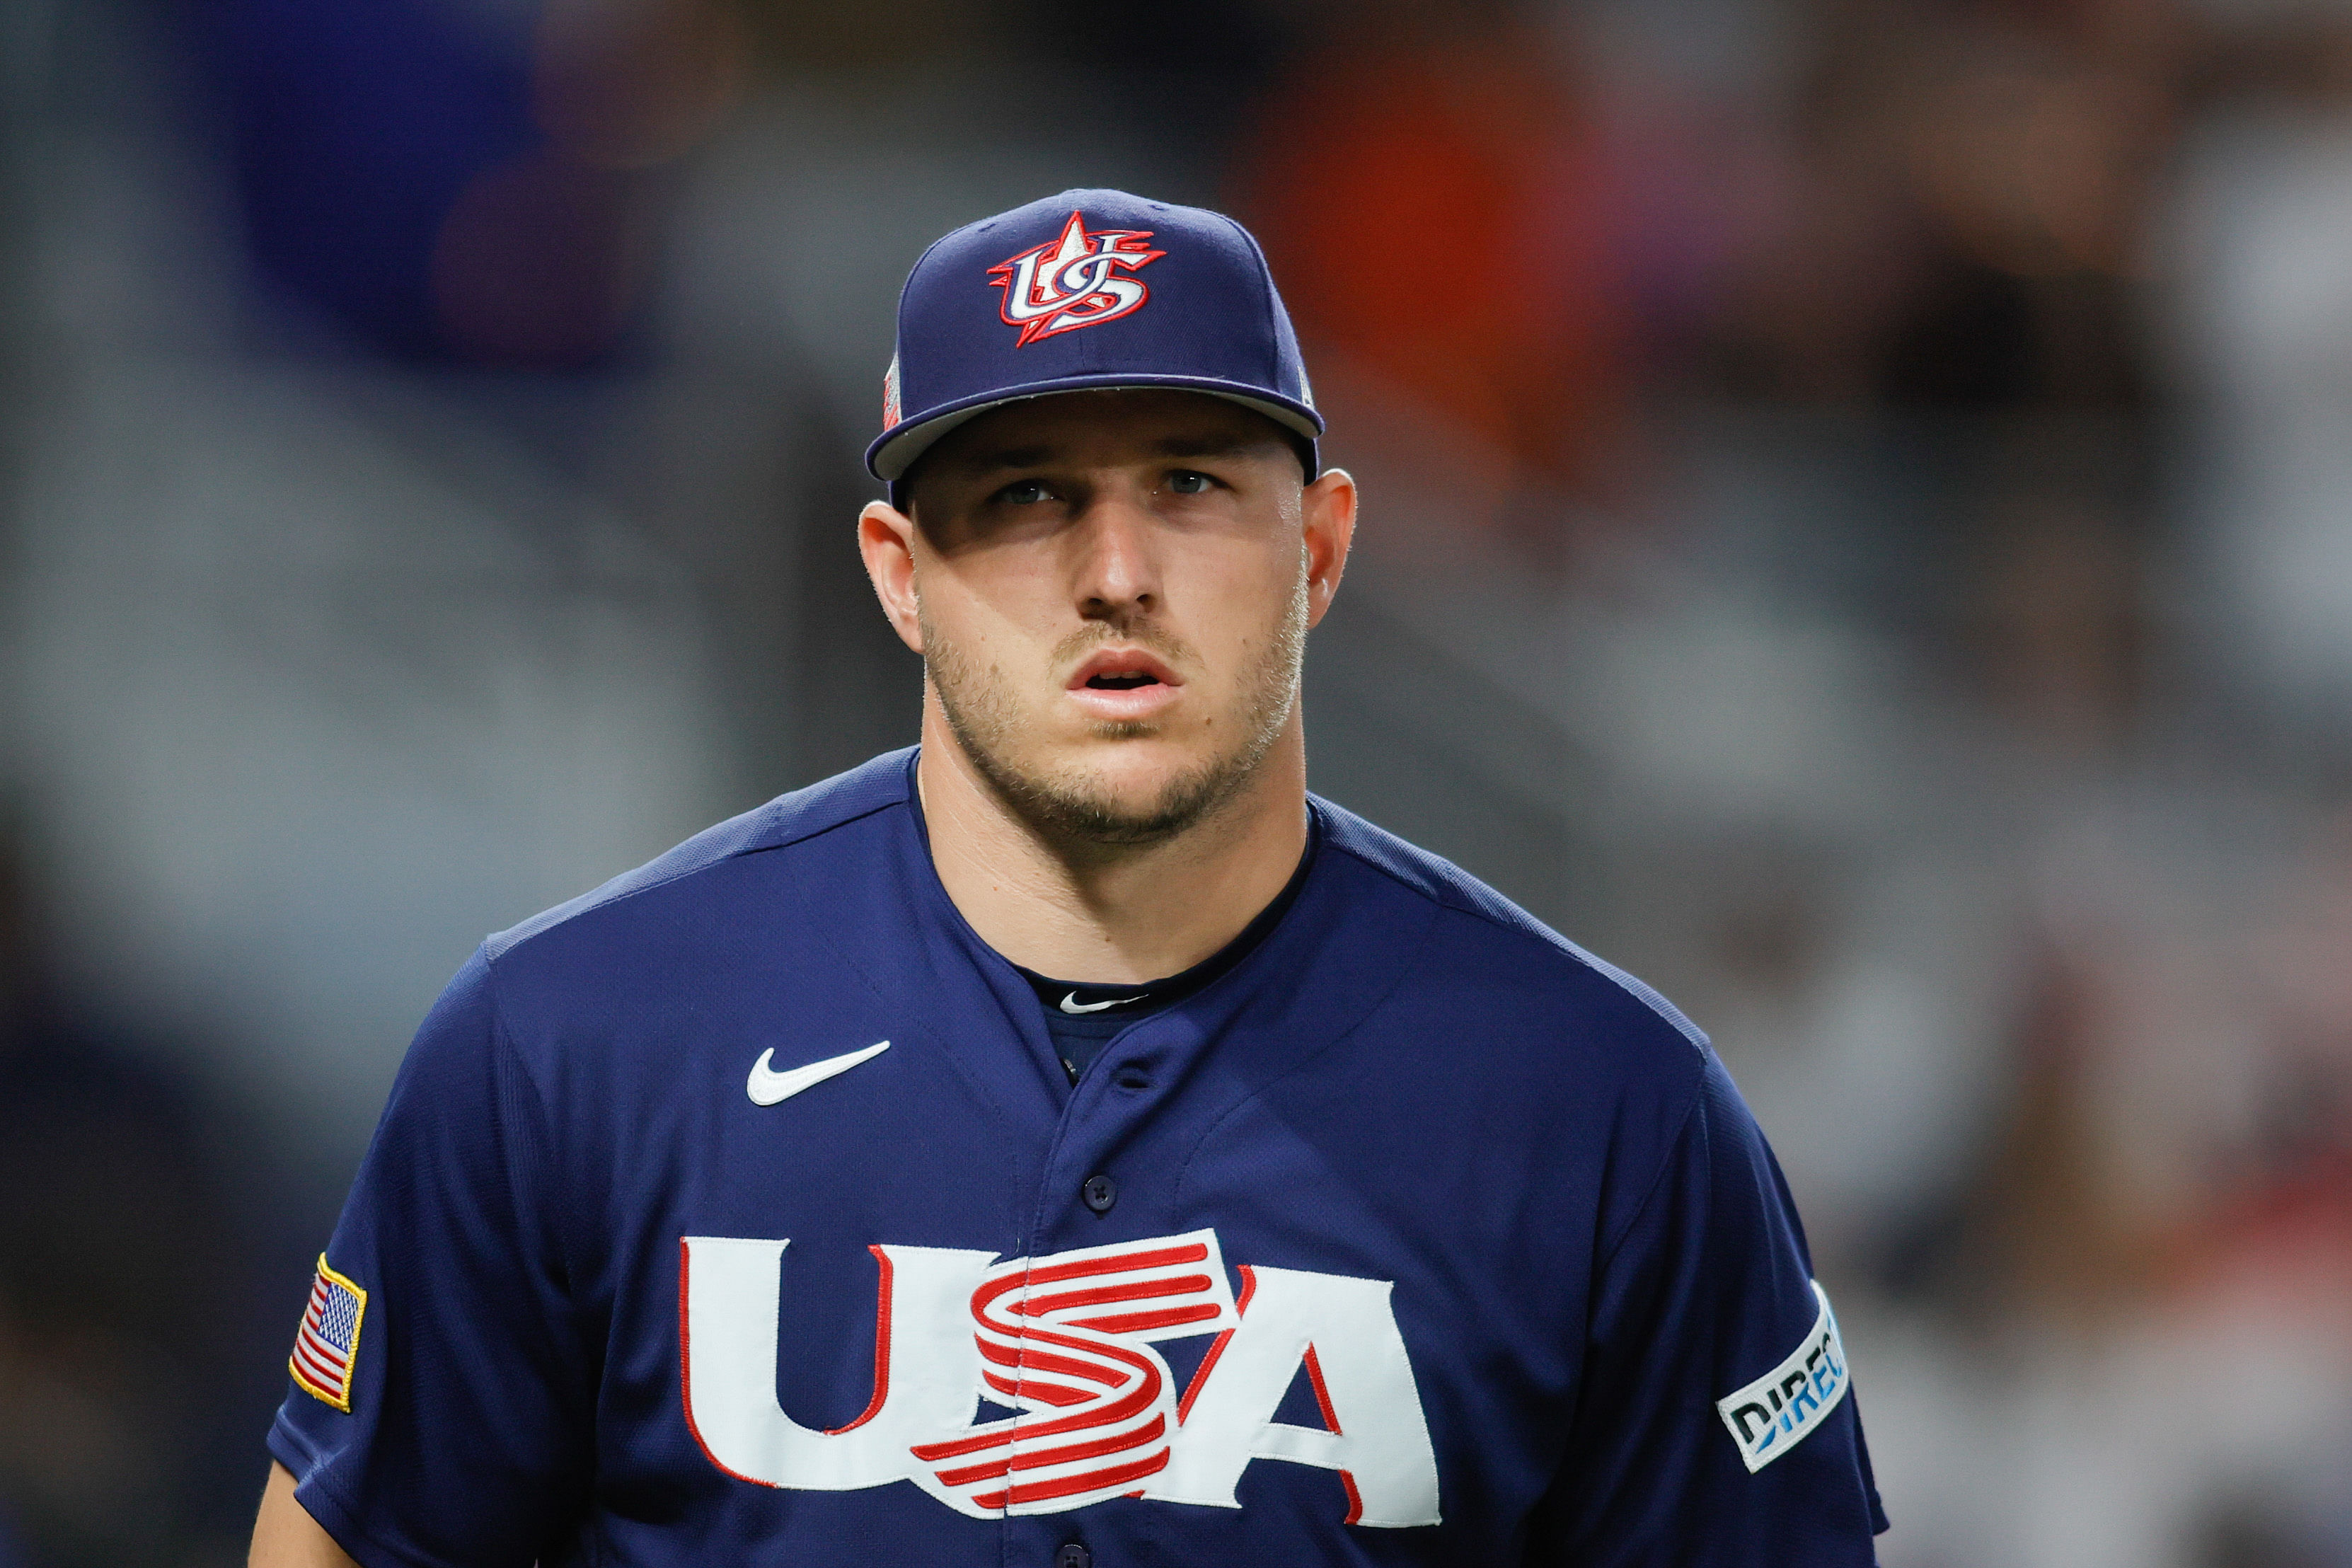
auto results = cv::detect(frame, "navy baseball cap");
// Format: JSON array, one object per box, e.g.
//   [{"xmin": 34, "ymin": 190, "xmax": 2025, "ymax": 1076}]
[{"xmin": 866, "ymin": 188, "xmax": 1322, "ymax": 497}]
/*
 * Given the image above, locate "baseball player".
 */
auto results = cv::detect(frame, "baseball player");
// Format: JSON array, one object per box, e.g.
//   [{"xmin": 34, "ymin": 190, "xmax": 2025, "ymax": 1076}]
[{"xmin": 250, "ymin": 189, "xmax": 1887, "ymax": 1567}]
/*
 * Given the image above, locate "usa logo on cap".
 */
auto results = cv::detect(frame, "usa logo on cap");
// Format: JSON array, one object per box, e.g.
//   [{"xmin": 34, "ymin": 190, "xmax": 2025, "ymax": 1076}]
[
  {"xmin": 989, "ymin": 212, "xmax": 1165, "ymax": 346},
  {"xmin": 867, "ymin": 188, "xmax": 1322, "ymax": 494}
]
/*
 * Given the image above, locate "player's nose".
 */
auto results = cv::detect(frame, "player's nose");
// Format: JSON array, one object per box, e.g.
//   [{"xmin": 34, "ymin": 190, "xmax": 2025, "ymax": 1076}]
[{"xmin": 1069, "ymin": 483, "xmax": 1162, "ymax": 620}]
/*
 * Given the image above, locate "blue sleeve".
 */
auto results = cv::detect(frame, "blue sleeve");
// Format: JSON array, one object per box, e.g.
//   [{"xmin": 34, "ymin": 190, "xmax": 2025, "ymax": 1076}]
[
  {"xmin": 1538, "ymin": 1051, "xmax": 1888, "ymax": 1564},
  {"xmin": 267, "ymin": 949, "xmax": 595, "ymax": 1568}
]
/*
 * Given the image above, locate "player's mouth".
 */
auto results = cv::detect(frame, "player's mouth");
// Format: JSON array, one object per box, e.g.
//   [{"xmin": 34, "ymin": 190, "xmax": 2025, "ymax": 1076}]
[{"xmin": 1066, "ymin": 647, "xmax": 1184, "ymax": 722}]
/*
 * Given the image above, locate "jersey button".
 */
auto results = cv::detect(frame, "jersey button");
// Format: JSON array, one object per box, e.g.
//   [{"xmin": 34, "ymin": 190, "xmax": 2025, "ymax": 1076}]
[
  {"xmin": 1081, "ymin": 1173, "xmax": 1117, "ymax": 1214},
  {"xmin": 1055, "ymin": 1545, "xmax": 1092, "ymax": 1568}
]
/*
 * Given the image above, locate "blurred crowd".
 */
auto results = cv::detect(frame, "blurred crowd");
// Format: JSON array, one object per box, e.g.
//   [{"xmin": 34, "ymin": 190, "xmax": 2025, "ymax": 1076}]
[{"xmin": 4, "ymin": 0, "xmax": 2352, "ymax": 1563}]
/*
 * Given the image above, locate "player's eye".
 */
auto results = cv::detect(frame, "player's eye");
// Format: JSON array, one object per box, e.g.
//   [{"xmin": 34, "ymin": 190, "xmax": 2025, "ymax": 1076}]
[
  {"xmin": 1166, "ymin": 469, "xmax": 1214, "ymax": 495},
  {"xmin": 996, "ymin": 479, "xmax": 1052, "ymax": 506}
]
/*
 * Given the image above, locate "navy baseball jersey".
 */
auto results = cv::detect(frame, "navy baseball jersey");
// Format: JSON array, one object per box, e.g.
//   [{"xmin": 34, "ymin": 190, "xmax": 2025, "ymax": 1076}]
[{"xmin": 269, "ymin": 749, "xmax": 1887, "ymax": 1566}]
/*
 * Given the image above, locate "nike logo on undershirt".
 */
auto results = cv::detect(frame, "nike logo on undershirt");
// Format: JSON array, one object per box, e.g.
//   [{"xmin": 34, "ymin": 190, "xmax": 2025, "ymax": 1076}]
[
  {"xmin": 746, "ymin": 1041, "xmax": 890, "ymax": 1105},
  {"xmin": 1059, "ymin": 991, "xmax": 1146, "ymax": 1015}
]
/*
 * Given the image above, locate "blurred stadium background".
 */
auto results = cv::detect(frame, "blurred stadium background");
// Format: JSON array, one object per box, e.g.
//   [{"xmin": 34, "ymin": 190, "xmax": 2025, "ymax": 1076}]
[{"xmin": 4, "ymin": 0, "xmax": 2352, "ymax": 1562}]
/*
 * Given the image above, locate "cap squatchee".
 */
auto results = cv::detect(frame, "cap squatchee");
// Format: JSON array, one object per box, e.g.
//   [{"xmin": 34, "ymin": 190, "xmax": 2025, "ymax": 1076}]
[{"xmin": 867, "ymin": 188, "xmax": 1324, "ymax": 509}]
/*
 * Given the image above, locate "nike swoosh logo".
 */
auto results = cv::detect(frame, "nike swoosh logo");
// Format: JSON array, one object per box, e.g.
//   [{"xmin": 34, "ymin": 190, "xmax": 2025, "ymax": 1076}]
[
  {"xmin": 746, "ymin": 1041, "xmax": 890, "ymax": 1106},
  {"xmin": 1059, "ymin": 991, "xmax": 1145, "ymax": 1015}
]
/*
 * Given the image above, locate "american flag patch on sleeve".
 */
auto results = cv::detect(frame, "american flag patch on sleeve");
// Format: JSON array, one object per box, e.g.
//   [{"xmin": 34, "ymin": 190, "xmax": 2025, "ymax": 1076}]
[{"xmin": 289, "ymin": 1255, "xmax": 368, "ymax": 1412}]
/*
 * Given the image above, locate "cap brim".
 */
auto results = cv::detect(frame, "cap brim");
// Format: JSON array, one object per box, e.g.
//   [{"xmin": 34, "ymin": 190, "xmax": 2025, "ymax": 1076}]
[{"xmin": 865, "ymin": 373, "xmax": 1324, "ymax": 483}]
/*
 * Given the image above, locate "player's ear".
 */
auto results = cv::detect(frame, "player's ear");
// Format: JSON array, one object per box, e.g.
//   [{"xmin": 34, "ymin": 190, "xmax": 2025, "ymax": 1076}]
[
  {"xmin": 858, "ymin": 500, "xmax": 926, "ymax": 655},
  {"xmin": 1301, "ymin": 467, "xmax": 1356, "ymax": 631}
]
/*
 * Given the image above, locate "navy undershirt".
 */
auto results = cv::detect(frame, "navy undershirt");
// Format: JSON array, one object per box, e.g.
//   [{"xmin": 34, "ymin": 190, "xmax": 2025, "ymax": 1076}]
[{"xmin": 1014, "ymin": 814, "xmax": 1320, "ymax": 1084}]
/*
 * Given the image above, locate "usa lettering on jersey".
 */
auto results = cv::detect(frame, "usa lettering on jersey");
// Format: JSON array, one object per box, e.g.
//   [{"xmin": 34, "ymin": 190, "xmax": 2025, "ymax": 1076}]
[
  {"xmin": 1714, "ymin": 1280, "xmax": 1850, "ymax": 1472},
  {"xmin": 679, "ymin": 1228, "xmax": 1441, "ymax": 1526}
]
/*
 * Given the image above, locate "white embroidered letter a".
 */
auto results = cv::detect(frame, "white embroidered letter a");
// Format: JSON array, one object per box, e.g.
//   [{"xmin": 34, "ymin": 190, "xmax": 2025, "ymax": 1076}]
[{"xmin": 1153, "ymin": 1264, "xmax": 1441, "ymax": 1527}]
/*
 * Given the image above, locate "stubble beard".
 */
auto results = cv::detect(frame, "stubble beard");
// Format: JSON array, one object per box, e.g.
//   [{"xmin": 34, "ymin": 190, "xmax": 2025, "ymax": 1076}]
[{"xmin": 921, "ymin": 574, "xmax": 1309, "ymax": 851}]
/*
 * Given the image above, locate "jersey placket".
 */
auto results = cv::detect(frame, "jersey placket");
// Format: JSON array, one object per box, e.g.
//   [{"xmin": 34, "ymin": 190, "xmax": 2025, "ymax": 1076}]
[{"xmin": 979, "ymin": 1001, "xmax": 1209, "ymax": 1555}]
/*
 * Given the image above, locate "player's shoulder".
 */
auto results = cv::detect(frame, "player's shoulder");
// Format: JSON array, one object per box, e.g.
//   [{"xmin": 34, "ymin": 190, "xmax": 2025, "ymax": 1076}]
[
  {"xmin": 482, "ymin": 747, "xmax": 916, "ymax": 967},
  {"xmin": 1310, "ymin": 795, "xmax": 1711, "ymax": 1078}
]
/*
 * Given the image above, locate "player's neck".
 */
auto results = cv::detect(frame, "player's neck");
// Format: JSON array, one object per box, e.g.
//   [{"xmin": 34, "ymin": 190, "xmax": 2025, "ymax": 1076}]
[{"xmin": 915, "ymin": 711, "xmax": 1310, "ymax": 986}]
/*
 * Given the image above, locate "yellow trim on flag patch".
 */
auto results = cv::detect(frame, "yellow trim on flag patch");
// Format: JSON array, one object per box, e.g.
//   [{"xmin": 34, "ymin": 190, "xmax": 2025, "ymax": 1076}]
[{"xmin": 289, "ymin": 1254, "xmax": 368, "ymax": 1412}]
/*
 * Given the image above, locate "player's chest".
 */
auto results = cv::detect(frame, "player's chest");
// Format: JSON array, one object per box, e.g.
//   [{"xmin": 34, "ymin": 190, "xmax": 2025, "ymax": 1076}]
[{"xmin": 569, "ymin": 1009, "xmax": 1595, "ymax": 1547}]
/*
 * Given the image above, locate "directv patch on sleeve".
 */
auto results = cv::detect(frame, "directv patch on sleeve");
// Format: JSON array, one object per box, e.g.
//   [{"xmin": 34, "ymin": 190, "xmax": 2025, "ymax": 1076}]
[{"xmin": 1715, "ymin": 1280, "xmax": 1850, "ymax": 1473}]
